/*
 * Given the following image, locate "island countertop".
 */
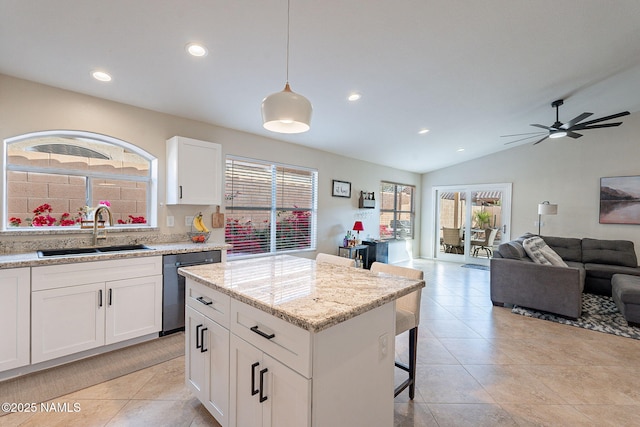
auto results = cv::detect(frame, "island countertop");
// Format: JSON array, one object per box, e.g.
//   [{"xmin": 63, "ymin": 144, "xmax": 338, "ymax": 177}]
[{"xmin": 178, "ymin": 254, "xmax": 425, "ymax": 333}]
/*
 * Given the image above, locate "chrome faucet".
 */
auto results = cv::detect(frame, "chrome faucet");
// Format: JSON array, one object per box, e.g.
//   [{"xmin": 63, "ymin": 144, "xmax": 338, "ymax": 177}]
[{"xmin": 93, "ymin": 205, "xmax": 114, "ymax": 245}]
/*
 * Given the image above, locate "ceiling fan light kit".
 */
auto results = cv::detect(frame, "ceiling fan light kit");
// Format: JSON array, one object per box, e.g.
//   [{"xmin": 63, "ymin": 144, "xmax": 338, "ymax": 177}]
[
  {"xmin": 261, "ymin": 0, "xmax": 312, "ymax": 134},
  {"xmin": 504, "ymin": 99, "xmax": 629, "ymax": 146}
]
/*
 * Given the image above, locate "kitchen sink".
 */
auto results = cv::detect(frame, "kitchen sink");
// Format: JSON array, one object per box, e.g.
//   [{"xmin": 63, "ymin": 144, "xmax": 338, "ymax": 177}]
[{"xmin": 37, "ymin": 244, "xmax": 152, "ymax": 258}]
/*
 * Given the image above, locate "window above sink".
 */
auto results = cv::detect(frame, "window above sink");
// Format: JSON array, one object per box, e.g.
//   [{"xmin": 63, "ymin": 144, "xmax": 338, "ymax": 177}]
[{"xmin": 3, "ymin": 130, "xmax": 158, "ymax": 231}]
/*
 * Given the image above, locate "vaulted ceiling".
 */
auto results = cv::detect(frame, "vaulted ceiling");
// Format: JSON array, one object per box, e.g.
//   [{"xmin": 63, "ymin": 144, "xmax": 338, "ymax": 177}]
[{"xmin": 2, "ymin": 0, "xmax": 640, "ymax": 173}]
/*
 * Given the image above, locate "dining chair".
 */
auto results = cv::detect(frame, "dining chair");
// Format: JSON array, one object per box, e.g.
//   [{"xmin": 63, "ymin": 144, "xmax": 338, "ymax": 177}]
[
  {"xmin": 442, "ymin": 227, "xmax": 464, "ymax": 254},
  {"xmin": 316, "ymin": 253, "xmax": 356, "ymax": 267},
  {"xmin": 369, "ymin": 262, "xmax": 423, "ymax": 399},
  {"xmin": 471, "ymin": 227, "xmax": 498, "ymax": 258}
]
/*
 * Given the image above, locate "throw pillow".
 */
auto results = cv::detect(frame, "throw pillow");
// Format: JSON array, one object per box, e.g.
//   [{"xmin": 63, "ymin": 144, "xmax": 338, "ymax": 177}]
[
  {"xmin": 523, "ymin": 236, "xmax": 568, "ymax": 267},
  {"xmin": 523, "ymin": 236, "xmax": 552, "ymax": 265}
]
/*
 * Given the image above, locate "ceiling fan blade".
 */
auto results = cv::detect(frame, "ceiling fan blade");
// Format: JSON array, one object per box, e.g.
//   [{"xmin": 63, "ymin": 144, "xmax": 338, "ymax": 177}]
[
  {"xmin": 566, "ymin": 130, "xmax": 583, "ymax": 139},
  {"xmin": 530, "ymin": 124, "xmax": 554, "ymax": 130},
  {"xmin": 573, "ymin": 122, "xmax": 623, "ymax": 130},
  {"xmin": 572, "ymin": 111, "xmax": 630, "ymax": 127},
  {"xmin": 560, "ymin": 112, "xmax": 592, "ymax": 129},
  {"xmin": 500, "ymin": 131, "xmax": 546, "ymax": 137},
  {"xmin": 532, "ymin": 135, "xmax": 549, "ymax": 145},
  {"xmin": 504, "ymin": 133, "xmax": 547, "ymax": 145}
]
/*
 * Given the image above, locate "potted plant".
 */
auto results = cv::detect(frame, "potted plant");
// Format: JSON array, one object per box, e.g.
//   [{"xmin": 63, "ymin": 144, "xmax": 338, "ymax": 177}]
[{"xmin": 473, "ymin": 210, "xmax": 492, "ymax": 228}]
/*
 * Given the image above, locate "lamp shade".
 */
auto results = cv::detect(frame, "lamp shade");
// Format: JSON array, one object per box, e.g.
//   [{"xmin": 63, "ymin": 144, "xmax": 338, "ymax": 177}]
[
  {"xmin": 261, "ymin": 83, "xmax": 312, "ymax": 134},
  {"xmin": 352, "ymin": 221, "xmax": 364, "ymax": 232},
  {"xmin": 538, "ymin": 202, "xmax": 558, "ymax": 215}
]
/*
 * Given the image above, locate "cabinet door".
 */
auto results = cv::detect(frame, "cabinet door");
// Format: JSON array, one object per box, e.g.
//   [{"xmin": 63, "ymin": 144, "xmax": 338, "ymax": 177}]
[
  {"xmin": 105, "ymin": 275, "xmax": 162, "ymax": 345},
  {"xmin": 186, "ymin": 306, "xmax": 207, "ymax": 401},
  {"xmin": 203, "ymin": 316, "xmax": 230, "ymax": 427},
  {"xmin": 262, "ymin": 354, "xmax": 311, "ymax": 427},
  {"xmin": 32, "ymin": 282, "xmax": 105, "ymax": 363},
  {"xmin": 229, "ymin": 334, "xmax": 263, "ymax": 427},
  {"xmin": 0, "ymin": 268, "xmax": 30, "ymax": 372},
  {"xmin": 166, "ymin": 136, "xmax": 222, "ymax": 205}
]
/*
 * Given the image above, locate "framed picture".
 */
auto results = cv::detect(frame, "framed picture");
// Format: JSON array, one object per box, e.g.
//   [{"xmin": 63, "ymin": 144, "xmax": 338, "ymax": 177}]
[
  {"xmin": 599, "ymin": 175, "xmax": 640, "ymax": 224},
  {"xmin": 332, "ymin": 180, "xmax": 351, "ymax": 198}
]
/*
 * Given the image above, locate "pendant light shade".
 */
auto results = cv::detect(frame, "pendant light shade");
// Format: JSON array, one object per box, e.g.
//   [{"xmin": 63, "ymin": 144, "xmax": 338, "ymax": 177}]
[
  {"xmin": 261, "ymin": 0, "xmax": 312, "ymax": 134},
  {"xmin": 262, "ymin": 83, "xmax": 312, "ymax": 133}
]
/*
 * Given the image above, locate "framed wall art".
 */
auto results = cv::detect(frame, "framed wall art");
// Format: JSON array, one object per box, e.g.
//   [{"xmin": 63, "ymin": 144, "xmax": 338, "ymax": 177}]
[
  {"xmin": 332, "ymin": 180, "xmax": 351, "ymax": 198},
  {"xmin": 599, "ymin": 175, "xmax": 640, "ymax": 224}
]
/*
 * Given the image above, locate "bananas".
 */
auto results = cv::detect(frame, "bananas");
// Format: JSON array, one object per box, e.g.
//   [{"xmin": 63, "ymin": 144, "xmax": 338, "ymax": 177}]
[{"xmin": 193, "ymin": 213, "xmax": 209, "ymax": 232}]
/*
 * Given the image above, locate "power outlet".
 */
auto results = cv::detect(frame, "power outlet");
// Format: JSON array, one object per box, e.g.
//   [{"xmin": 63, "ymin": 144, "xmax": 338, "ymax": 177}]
[
  {"xmin": 185, "ymin": 215, "xmax": 194, "ymax": 227},
  {"xmin": 166, "ymin": 216, "xmax": 174, "ymax": 227},
  {"xmin": 378, "ymin": 333, "xmax": 388, "ymax": 361}
]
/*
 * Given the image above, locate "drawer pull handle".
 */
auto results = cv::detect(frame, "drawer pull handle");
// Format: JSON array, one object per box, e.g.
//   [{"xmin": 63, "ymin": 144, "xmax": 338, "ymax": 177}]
[
  {"xmin": 197, "ymin": 296, "xmax": 213, "ymax": 306},
  {"xmin": 259, "ymin": 368, "xmax": 268, "ymax": 402},
  {"xmin": 251, "ymin": 362, "xmax": 260, "ymax": 396},
  {"xmin": 195, "ymin": 324, "xmax": 203, "ymax": 349},
  {"xmin": 251, "ymin": 325, "xmax": 275, "ymax": 340},
  {"xmin": 200, "ymin": 327, "xmax": 208, "ymax": 353}
]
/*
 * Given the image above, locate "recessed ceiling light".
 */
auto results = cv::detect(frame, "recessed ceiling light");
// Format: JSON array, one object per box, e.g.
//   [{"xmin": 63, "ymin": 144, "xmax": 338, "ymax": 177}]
[
  {"xmin": 92, "ymin": 71, "xmax": 112, "ymax": 82},
  {"xmin": 186, "ymin": 43, "xmax": 208, "ymax": 57},
  {"xmin": 457, "ymin": 148, "xmax": 465, "ymax": 152},
  {"xmin": 347, "ymin": 92, "xmax": 361, "ymax": 102},
  {"xmin": 418, "ymin": 128, "xmax": 430, "ymax": 134}
]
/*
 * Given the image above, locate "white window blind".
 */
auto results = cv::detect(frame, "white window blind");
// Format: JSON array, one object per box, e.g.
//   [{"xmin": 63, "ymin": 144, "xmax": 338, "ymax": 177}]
[{"xmin": 225, "ymin": 156, "xmax": 317, "ymax": 257}]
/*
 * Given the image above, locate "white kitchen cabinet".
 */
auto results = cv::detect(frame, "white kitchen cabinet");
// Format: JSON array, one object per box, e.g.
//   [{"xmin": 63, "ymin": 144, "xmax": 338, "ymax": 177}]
[
  {"xmin": 229, "ymin": 334, "xmax": 310, "ymax": 427},
  {"xmin": 186, "ymin": 281, "xmax": 230, "ymax": 427},
  {"xmin": 166, "ymin": 136, "xmax": 222, "ymax": 205},
  {"xmin": 32, "ymin": 257, "xmax": 162, "ymax": 364},
  {"xmin": 0, "ymin": 267, "xmax": 30, "ymax": 372},
  {"xmin": 105, "ymin": 275, "xmax": 163, "ymax": 345}
]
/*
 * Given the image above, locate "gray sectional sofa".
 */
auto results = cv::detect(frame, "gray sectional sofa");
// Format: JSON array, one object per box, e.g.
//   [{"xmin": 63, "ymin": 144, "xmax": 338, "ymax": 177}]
[{"xmin": 490, "ymin": 233, "xmax": 640, "ymax": 319}]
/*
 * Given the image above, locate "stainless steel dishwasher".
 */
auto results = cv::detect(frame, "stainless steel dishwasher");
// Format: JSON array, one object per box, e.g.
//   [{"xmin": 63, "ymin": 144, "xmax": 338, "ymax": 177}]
[{"xmin": 161, "ymin": 250, "xmax": 221, "ymax": 335}]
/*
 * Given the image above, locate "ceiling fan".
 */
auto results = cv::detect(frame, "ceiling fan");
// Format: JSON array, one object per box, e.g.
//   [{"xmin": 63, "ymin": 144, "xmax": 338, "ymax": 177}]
[{"xmin": 503, "ymin": 99, "xmax": 630, "ymax": 145}]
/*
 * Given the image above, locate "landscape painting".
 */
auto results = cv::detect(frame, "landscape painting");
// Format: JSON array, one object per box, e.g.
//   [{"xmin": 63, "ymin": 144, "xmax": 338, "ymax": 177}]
[{"xmin": 600, "ymin": 176, "xmax": 640, "ymax": 224}]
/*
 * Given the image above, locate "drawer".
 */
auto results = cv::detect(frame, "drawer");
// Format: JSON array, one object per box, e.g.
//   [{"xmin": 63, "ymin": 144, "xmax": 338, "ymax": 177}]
[
  {"xmin": 32, "ymin": 256, "xmax": 162, "ymax": 291},
  {"xmin": 230, "ymin": 299, "xmax": 311, "ymax": 378},
  {"xmin": 186, "ymin": 278, "xmax": 230, "ymax": 329}
]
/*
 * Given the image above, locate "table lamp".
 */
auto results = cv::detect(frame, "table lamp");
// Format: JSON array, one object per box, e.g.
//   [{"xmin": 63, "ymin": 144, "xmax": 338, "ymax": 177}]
[{"xmin": 353, "ymin": 221, "xmax": 364, "ymax": 243}]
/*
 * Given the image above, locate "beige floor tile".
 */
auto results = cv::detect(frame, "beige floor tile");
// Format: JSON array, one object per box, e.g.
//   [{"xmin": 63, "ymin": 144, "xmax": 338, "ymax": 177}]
[
  {"xmin": 428, "ymin": 403, "xmax": 518, "ymax": 427},
  {"xmin": 132, "ymin": 363, "xmax": 193, "ymax": 401},
  {"xmin": 438, "ymin": 338, "xmax": 516, "ymax": 365},
  {"xmin": 529, "ymin": 365, "xmax": 639, "ymax": 405},
  {"xmin": 464, "ymin": 364, "xmax": 568, "ymax": 404},
  {"xmin": 500, "ymin": 403, "xmax": 597, "ymax": 427},
  {"xmin": 64, "ymin": 367, "xmax": 158, "ymax": 400},
  {"xmin": 105, "ymin": 398, "xmax": 202, "ymax": 427},
  {"xmin": 394, "ymin": 402, "xmax": 437, "ymax": 426},
  {"xmin": 572, "ymin": 404, "xmax": 640, "ymax": 426},
  {"xmin": 415, "ymin": 365, "xmax": 494, "ymax": 404}
]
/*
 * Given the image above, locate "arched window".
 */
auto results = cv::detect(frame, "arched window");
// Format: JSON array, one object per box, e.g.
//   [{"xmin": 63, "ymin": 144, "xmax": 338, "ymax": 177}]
[{"xmin": 4, "ymin": 130, "xmax": 157, "ymax": 230}]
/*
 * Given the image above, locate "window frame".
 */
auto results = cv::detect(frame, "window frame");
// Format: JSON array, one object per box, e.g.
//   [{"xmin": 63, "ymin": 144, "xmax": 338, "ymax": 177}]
[
  {"xmin": 224, "ymin": 155, "xmax": 318, "ymax": 258},
  {"xmin": 3, "ymin": 130, "xmax": 158, "ymax": 231},
  {"xmin": 379, "ymin": 181, "xmax": 416, "ymax": 240}
]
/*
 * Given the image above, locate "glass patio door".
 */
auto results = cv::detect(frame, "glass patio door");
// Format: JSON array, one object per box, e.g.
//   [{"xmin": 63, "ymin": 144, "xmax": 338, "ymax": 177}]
[{"xmin": 434, "ymin": 184, "xmax": 511, "ymax": 265}]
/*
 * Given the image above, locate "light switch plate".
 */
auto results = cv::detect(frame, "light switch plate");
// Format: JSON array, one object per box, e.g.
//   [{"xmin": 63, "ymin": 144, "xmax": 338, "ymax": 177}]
[
  {"xmin": 185, "ymin": 215, "xmax": 194, "ymax": 227},
  {"xmin": 166, "ymin": 216, "xmax": 174, "ymax": 227}
]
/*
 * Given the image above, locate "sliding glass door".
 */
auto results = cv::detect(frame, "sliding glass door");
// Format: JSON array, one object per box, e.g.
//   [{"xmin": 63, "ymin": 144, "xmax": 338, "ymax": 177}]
[{"xmin": 434, "ymin": 184, "xmax": 512, "ymax": 265}]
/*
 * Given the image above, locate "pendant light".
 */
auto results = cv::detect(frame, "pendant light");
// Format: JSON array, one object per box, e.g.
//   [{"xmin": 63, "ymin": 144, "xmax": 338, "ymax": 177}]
[{"xmin": 261, "ymin": 0, "xmax": 312, "ymax": 134}]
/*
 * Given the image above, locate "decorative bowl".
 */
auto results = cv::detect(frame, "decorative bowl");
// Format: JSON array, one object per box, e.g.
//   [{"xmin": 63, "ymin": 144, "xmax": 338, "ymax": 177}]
[{"xmin": 188, "ymin": 231, "xmax": 210, "ymax": 243}]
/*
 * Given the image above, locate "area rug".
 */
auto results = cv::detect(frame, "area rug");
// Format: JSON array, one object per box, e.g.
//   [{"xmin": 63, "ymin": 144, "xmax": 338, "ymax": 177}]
[
  {"xmin": 461, "ymin": 264, "xmax": 490, "ymax": 271},
  {"xmin": 0, "ymin": 332, "xmax": 184, "ymax": 410},
  {"xmin": 512, "ymin": 293, "xmax": 640, "ymax": 340}
]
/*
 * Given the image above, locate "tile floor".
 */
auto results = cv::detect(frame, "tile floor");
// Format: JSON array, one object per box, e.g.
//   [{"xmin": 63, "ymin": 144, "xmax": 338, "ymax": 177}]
[{"xmin": 3, "ymin": 259, "xmax": 640, "ymax": 426}]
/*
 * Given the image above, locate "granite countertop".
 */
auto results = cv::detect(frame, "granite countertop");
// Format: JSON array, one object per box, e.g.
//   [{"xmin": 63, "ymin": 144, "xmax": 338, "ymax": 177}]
[
  {"xmin": 179, "ymin": 255, "xmax": 425, "ymax": 333},
  {"xmin": 0, "ymin": 242, "xmax": 231, "ymax": 269}
]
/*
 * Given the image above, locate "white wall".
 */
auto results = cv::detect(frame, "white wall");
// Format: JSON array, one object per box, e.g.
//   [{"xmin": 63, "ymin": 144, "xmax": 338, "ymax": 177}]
[
  {"xmin": 0, "ymin": 74, "xmax": 420, "ymax": 258},
  {"xmin": 420, "ymin": 111, "xmax": 640, "ymax": 258}
]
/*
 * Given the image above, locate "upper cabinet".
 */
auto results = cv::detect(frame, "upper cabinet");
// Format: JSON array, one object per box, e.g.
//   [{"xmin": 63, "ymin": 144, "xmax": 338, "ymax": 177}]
[{"xmin": 166, "ymin": 136, "xmax": 222, "ymax": 205}]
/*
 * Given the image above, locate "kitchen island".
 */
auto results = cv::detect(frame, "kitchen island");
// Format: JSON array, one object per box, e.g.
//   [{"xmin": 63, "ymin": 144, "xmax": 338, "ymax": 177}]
[{"xmin": 179, "ymin": 255, "xmax": 425, "ymax": 427}]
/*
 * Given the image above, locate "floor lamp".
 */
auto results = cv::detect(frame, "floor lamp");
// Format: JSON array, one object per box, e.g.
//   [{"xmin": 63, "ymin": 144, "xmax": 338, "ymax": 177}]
[{"xmin": 537, "ymin": 201, "xmax": 557, "ymax": 235}]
